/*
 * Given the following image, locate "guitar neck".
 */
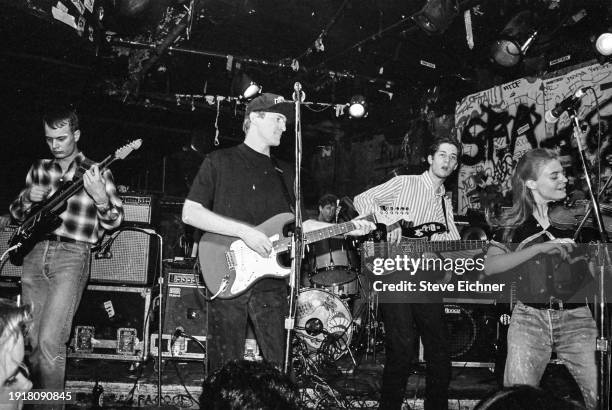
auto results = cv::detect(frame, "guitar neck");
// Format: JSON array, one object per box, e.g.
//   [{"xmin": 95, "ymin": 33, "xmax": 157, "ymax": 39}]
[
  {"xmin": 391, "ymin": 240, "xmax": 488, "ymax": 253},
  {"xmin": 36, "ymin": 155, "xmax": 116, "ymax": 216},
  {"xmin": 274, "ymin": 214, "xmax": 374, "ymax": 252}
]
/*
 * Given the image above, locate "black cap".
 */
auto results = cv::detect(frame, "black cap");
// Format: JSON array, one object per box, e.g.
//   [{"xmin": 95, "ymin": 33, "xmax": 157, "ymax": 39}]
[{"xmin": 245, "ymin": 93, "xmax": 294, "ymax": 122}]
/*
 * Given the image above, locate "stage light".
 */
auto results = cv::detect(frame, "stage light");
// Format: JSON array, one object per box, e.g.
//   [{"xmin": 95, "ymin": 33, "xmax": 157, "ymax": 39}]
[
  {"xmin": 490, "ymin": 10, "xmax": 538, "ymax": 67},
  {"xmin": 348, "ymin": 95, "xmax": 367, "ymax": 118},
  {"xmin": 231, "ymin": 73, "xmax": 262, "ymax": 99},
  {"xmin": 595, "ymin": 33, "xmax": 612, "ymax": 56}
]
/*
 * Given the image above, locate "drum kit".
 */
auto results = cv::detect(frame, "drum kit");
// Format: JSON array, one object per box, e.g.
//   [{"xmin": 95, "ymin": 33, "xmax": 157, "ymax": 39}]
[{"xmin": 293, "ymin": 235, "xmax": 383, "ymax": 370}]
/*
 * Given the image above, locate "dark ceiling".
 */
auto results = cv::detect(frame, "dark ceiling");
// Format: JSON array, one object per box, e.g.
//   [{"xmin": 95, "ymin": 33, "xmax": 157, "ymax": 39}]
[
  {"xmin": 2, "ymin": 0, "xmax": 610, "ymax": 117},
  {"xmin": 0, "ymin": 0, "xmax": 610, "ymax": 209}
]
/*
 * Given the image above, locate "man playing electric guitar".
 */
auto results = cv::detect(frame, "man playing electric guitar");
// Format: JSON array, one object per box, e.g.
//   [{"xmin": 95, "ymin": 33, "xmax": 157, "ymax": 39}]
[
  {"xmin": 9, "ymin": 104, "xmax": 124, "ymax": 405},
  {"xmin": 182, "ymin": 93, "xmax": 374, "ymax": 373},
  {"xmin": 354, "ymin": 136, "xmax": 461, "ymax": 410}
]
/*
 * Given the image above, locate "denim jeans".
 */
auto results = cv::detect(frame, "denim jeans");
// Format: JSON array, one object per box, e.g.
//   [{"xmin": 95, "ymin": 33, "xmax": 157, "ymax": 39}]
[
  {"xmin": 206, "ymin": 281, "xmax": 287, "ymax": 374},
  {"xmin": 504, "ymin": 301, "xmax": 598, "ymax": 409},
  {"xmin": 21, "ymin": 240, "xmax": 90, "ymax": 409}
]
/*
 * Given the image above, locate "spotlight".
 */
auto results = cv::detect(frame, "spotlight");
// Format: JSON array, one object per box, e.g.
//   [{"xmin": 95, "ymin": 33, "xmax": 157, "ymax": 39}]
[
  {"xmin": 231, "ymin": 73, "xmax": 262, "ymax": 99},
  {"xmin": 348, "ymin": 95, "xmax": 367, "ymax": 119},
  {"xmin": 595, "ymin": 33, "xmax": 612, "ymax": 57},
  {"xmin": 490, "ymin": 11, "xmax": 538, "ymax": 67}
]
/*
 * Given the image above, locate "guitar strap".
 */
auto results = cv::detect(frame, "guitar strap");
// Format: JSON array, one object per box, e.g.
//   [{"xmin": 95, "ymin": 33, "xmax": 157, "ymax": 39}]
[
  {"xmin": 271, "ymin": 157, "xmax": 296, "ymax": 214},
  {"xmin": 73, "ymin": 156, "xmax": 95, "ymax": 181},
  {"xmin": 440, "ymin": 195, "xmax": 449, "ymax": 232}
]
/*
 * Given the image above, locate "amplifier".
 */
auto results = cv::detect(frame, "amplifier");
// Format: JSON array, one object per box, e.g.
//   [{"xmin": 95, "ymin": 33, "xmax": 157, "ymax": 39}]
[
  {"xmin": 0, "ymin": 227, "xmax": 21, "ymax": 279},
  {"xmin": 121, "ymin": 195, "xmax": 158, "ymax": 224},
  {"xmin": 68, "ymin": 285, "xmax": 152, "ymax": 361},
  {"xmin": 417, "ymin": 299, "xmax": 500, "ymax": 368},
  {"xmin": 89, "ymin": 229, "xmax": 158, "ymax": 285},
  {"xmin": 162, "ymin": 264, "xmax": 207, "ymax": 338}
]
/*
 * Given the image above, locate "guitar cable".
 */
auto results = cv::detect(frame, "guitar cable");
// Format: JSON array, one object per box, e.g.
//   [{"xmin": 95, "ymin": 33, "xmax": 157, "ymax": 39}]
[{"xmin": 0, "ymin": 244, "xmax": 21, "ymax": 262}]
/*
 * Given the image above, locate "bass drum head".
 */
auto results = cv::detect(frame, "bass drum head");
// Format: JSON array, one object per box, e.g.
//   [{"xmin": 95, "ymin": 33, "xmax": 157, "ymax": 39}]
[{"xmin": 295, "ymin": 288, "xmax": 353, "ymax": 360}]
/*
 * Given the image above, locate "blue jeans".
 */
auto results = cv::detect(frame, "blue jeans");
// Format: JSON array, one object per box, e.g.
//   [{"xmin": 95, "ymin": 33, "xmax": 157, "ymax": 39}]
[
  {"xmin": 21, "ymin": 240, "xmax": 90, "ymax": 408},
  {"xmin": 504, "ymin": 301, "xmax": 598, "ymax": 409}
]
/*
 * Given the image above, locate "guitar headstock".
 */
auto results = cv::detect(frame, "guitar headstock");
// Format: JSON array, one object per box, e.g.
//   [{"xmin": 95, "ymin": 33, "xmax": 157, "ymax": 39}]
[
  {"xmin": 115, "ymin": 139, "xmax": 143, "ymax": 160},
  {"xmin": 373, "ymin": 206, "xmax": 410, "ymax": 226}
]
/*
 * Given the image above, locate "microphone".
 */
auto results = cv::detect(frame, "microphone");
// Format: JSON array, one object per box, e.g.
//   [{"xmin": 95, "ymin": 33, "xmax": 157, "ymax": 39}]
[
  {"xmin": 292, "ymin": 82, "xmax": 305, "ymax": 102},
  {"xmin": 545, "ymin": 88, "xmax": 587, "ymax": 123}
]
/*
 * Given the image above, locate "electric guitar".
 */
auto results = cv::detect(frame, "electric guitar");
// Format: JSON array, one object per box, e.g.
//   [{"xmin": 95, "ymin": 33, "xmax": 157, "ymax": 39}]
[
  {"xmin": 7, "ymin": 139, "xmax": 143, "ymax": 265},
  {"xmin": 198, "ymin": 209, "xmax": 410, "ymax": 299},
  {"xmin": 362, "ymin": 225, "xmax": 488, "ymax": 282}
]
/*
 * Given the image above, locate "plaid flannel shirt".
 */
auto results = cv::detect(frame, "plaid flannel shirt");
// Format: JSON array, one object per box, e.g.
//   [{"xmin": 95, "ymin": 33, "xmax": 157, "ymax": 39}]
[{"xmin": 9, "ymin": 152, "xmax": 123, "ymax": 244}]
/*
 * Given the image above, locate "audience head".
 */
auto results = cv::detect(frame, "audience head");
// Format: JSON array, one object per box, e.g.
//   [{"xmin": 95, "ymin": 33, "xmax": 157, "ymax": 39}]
[
  {"xmin": 0, "ymin": 299, "xmax": 32, "ymax": 410},
  {"xmin": 200, "ymin": 360, "xmax": 300, "ymax": 410}
]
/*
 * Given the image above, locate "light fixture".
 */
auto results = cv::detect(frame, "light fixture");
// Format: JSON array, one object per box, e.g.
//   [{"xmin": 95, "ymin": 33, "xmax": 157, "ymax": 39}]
[
  {"xmin": 348, "ymin": 95, "xmax": 367, "ymax": 118},
  {"xmin": 595, "ymin": 33, "xmax": 612, "ymax": 56},
  {"xmin": 490, "ymin": 11, "xmax": 538, "ymax": 67},
  {"xmin": 231, "ymin": 72, "xmax": 262, "ymax": 99}
]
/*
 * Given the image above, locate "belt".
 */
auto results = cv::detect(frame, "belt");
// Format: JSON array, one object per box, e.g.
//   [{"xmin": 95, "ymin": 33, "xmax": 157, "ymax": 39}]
[
  {"xmin": 43, "ymin": 234, "xmax": 78, "ymax": 244},
  {"xmin": 522, "ymin": 300, "xmax": 584, "ymax": 311}
]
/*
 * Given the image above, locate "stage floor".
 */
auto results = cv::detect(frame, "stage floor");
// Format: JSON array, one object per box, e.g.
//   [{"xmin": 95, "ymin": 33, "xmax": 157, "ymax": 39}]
[{"xmin": 62, "ymin": 353, "xmax": 500, "ymax": 409}]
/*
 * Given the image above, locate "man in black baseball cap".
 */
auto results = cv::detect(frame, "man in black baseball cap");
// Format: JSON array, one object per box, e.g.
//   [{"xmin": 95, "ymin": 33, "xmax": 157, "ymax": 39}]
[
  {"xmin": 244, "ymin": 93, "xmax": 295, "ymax": 122},
  {"xmin": 182, "ymin": 91, "xmax": 374, "ymax": 374}
]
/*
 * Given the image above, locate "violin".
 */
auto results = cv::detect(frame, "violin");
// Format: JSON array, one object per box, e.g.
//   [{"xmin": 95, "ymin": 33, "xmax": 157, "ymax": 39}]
[{"xmin": 549, "ymin": 200, "xmax": 612, "ymax": 233}]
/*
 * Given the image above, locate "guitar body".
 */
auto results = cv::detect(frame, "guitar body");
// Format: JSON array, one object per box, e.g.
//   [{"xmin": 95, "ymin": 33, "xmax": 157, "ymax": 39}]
[
  {"xmin": 8, "ymin": 186, "xmax": 69, "ymax": 266},
  {"xmin": 198, "ymin": 213, "xmax": 295, "ymax": 299}
]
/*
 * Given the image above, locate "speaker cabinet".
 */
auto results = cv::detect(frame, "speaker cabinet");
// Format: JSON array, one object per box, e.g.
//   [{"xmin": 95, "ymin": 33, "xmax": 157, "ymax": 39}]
[
  {"xmin": 0, "ymin": 227, "xmax": 22, "ymax": 279},
  {"xmin": 418, "ymin": 299, "xmax": 500, "ymax": 367},
  {"xmin": 162, "ymin": 263, "xmax": 207, "ymax": 338},
  {"xmin": 89, "ymin": 229, "xmax": 157, "ymax": 285},
  {"xmin": 444, "ymin": 302, "xmax": 499, "ymax": 365}
]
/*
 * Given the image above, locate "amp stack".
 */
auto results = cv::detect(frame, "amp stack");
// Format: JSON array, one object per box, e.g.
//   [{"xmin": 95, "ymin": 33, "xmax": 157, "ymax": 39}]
[{"xmin": 72, "ymin": 193, "xmax": 160, "ymax": 361}]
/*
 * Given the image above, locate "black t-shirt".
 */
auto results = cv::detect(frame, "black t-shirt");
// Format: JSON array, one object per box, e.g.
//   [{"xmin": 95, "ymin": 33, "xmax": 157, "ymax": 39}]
[
  {"xmin": 492, "ymin": 215, "xmax": 592, "ymax": 304},
  {"xmin": 188, "ymin": 143, "xmax": 296, "ymax": 291},
  {"xmin": 188, "ymin": 143, "xmax": 294, "ymax": 224}
]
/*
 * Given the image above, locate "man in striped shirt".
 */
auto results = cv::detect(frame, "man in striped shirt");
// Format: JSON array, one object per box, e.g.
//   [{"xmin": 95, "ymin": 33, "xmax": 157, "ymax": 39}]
[
  {"xmin": 354, "ymin": 136, "xmax": 461, "ymax": 410},
  {"xmin": 9, "ymin": 105, "xmax": 123, "ymax": 404}
]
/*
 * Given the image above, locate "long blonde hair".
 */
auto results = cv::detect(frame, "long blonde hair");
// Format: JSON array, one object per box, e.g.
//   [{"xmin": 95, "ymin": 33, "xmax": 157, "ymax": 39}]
[{"xmin": 499, "ymin": 148, "xmax": 559, "ymax": 228}]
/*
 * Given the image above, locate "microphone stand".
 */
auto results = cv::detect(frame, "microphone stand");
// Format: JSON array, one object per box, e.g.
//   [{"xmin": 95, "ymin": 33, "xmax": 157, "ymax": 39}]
[
  {"xmin": 284, "ymin": 82, "xmax": 305, "ymax": 373},
  {"xmin": 569, "ymin": 109, "xmax": 611, "ymax": 410}
]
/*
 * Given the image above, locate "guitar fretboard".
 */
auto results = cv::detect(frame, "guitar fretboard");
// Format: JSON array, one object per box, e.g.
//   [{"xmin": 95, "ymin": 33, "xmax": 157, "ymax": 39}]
[
  {"xmin": 274, "ymin": 214, "xmax": 375, "ymax": 252},
  {"xmin": 370, "ymin": 240, "xmax": 488, "ymax": 255}
]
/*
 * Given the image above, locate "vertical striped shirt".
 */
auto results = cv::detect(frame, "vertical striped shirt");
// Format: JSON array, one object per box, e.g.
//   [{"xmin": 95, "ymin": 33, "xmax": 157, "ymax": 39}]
[
  {"xmin": 354, "ymin": 171, "xmax": 460, "ymax": 241},
  {"xmin": 9, "ymin": 152, "xmax": 124, "ymax": 244}
]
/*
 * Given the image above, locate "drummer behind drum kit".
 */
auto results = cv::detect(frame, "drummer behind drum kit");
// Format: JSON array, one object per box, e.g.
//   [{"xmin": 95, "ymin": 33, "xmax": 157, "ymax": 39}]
[{"xmin": 293, "ymin": 202, "xmax": 382, "ymax": 371}]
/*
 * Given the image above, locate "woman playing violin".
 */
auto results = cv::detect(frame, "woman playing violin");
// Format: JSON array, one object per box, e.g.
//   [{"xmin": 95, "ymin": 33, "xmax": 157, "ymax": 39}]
[{"xmin": 485, "ymin": 148, "xmax": 597, "ymax": 409}]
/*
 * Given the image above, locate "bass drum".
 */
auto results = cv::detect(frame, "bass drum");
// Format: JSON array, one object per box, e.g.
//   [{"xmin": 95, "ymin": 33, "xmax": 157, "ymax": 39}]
[{"xmin": 294, "ymin": 288, "xmax": 353, "ymax": 360}]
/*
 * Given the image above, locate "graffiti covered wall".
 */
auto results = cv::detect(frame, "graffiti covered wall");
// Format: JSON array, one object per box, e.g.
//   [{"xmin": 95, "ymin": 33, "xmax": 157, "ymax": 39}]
[
  {"xmin": 455, "ymin": 62, "xmax": 612, "ymax": 215},
  {"xmin": 455, "ymin": 77, "xmax": 545, "ymax": 215}
]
